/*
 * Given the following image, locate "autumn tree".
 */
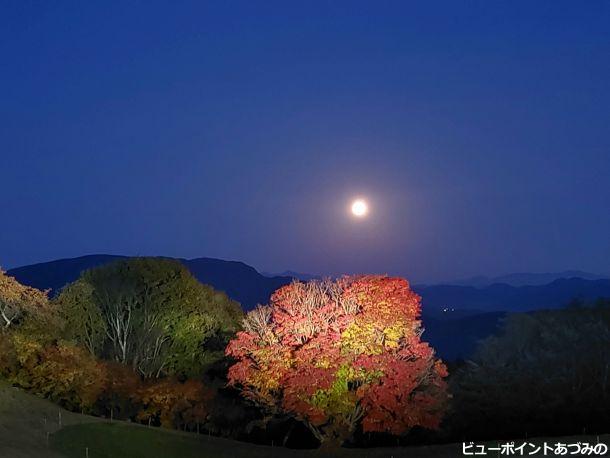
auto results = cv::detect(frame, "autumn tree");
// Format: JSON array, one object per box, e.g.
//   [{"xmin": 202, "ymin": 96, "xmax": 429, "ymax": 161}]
[
  {"xmin": 226, "ymin": 275, "xmax": 448, "ymax": 447},
  {"xmin": 99, "ymin": 361, "xmax": 142, "ymax": 420},
  {"xmin": 136, "ymin": 378, "xmax": 213, "ymax": 430},
  {"xmin": 55, "ymin": 258, "xmax": 243, "ymax": 378},
  {"xmin": 0, "ymin": 270, "xmax": 102, "ymax": 410},
  {"xmin": 0, "ymin": 269, "xmax": 49, "ymax": 330},
  {"xmin": 0, "ymin": 331, "xmax": 105, "ymax": 412}
]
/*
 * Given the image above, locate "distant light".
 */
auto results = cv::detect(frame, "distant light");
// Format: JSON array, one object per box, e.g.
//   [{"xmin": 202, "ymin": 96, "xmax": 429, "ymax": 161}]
[{"xmin": 351, "ymin": 199, "xmax": 368, "ymax": 217}]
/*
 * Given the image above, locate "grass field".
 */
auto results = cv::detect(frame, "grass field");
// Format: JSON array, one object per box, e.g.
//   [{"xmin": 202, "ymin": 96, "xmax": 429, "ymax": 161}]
[
  {"xmin": 0, "ymin": 381, "xmax": 102, "ymax": 458},
  {"xmin": 2, "ymin": 381, "xmax": 608, "ymax": 457},
  {"xmin": 49, "ymin": 423, "xmax": 610, "ymax": 458},
  {"xmin": 50, "ymin": 421, "xmax": 480, "ymax": 458}
]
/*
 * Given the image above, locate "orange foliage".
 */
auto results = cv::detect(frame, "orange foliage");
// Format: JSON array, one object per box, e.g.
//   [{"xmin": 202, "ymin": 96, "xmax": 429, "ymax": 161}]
[
  {"xmin": 136, "ymin": 378, "xmax": 213, "ymax": 429},
  {"xmin": 0, "ymin": 269, "xmax": 49, "ymax": 329},
  {"xmin": 1, "ymin": 333, "xmax": 105, "ymax": 411},
  {"xmin": 227, "ymin": 275, "xmax": 448, "ymax": 444},
  {"xmin": 0, "ymin": 330, "xmax": 215, "ymax": 432}
]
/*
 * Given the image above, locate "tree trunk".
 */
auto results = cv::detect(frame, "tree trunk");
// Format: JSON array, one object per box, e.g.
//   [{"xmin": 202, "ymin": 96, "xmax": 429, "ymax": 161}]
[{"xmin": 318, "ymin": 435, "xmax": 344, "ymax": 450}]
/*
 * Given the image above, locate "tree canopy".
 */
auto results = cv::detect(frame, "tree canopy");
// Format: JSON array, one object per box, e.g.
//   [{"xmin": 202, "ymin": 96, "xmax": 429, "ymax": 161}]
[
  {"xmin": 55, "ymin": 258, "xmax": 243, "ymax": 378},
  {"xmin": 226, "ymin": 275, "xmax": 448, "ymax": 446},
  {"xmin": 0, "ymin": 269, "xmax": 49, "ymax": 330}
]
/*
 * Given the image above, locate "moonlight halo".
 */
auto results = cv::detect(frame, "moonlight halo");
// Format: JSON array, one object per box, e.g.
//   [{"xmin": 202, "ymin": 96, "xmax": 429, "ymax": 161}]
[{"xmin": 351, "ymin": 199, "xmax": 369, "ymax": 218}]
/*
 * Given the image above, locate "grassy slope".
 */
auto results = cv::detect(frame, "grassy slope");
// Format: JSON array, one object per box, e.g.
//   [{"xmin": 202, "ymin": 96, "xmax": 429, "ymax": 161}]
[
  {"xmin": 0, "ymin": 381, "xmax": 102, "ymax": 458},
  {"xmin": 2, "ymin": 381, "xmax": 608, "ymax": 458}
]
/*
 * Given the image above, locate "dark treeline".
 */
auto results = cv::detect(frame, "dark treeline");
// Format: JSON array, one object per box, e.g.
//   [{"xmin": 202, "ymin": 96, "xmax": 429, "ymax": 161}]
[{"xmin": 448, "ymin": 299, "xmax": 610, "ymax": 441}]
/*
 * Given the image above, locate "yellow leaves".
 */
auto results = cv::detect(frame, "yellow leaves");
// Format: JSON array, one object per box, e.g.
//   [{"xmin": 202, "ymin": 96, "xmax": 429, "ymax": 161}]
[
  {"xmin": 383, "ymin": 323, "xmax": 405, "ymax": 349},
  {"xmin": 11, "ymin": 332, "xmax": 43, "ymax": 367},
  {"xmin": 250, "ymin": 369, "xmax": 281, "ymax": 393},
  {"xmin": 4, "ymin": 336, "xmax": 106, "ymax": 410},
  {"xmin": 340, "ymin": 320, "xmax": 407, "ymax": 354},
  {"xmin": 336, "ymin": 364, "xmax": 363, "ymax": 381},
  {"xmin": 246, "ymin": 346, "xmax": 293, "ymax": 396},
  {"xmin": 0, "ymin": 269, "xmax": 50, "ymax": 330},
  {"xmin": 341, "ymin": 322, "xmax": 382, "ymax": 355},
  {"xmin": 314, "ymin": 358, "xmax": 332, "ymax": 369}
]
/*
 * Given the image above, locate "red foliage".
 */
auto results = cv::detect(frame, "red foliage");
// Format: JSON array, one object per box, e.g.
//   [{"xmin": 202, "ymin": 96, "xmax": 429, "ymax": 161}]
[{"xmin": 226, "ymin": 275, "xmax": 448, "ymax": 444}]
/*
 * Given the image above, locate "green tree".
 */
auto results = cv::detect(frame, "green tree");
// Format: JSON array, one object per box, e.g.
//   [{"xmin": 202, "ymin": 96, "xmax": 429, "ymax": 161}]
[
  {"xmin": 54, "ymin": 258, "xmax": 243, "ymax": 378},
  {"xmin": 54, "ymin": 280, "xmax": 105, "ymax": 355}
]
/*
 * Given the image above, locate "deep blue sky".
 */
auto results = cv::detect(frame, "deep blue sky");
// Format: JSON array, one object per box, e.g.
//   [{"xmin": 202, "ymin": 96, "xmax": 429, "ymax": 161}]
[{"xmin": 1, "ymin": 1, "xmax": 609, "ymax": 283}]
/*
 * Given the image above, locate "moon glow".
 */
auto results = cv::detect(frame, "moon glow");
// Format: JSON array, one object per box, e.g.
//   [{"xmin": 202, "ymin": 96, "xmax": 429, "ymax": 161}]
[{"xmin": 351, "ymin": 199, "xmax": 369, "ymax": 217}]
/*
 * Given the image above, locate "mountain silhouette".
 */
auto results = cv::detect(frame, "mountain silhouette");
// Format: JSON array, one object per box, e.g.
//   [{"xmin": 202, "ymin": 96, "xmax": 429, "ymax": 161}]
[
  {"xmin": 182, "ymin": 257, "xmax": 291, "ymax": 310},
  {"xmin": 413, "ymin": 278, "xmax": 610, "ymax": 316},
  {"xmin": 7, "ymin": 254, "xmax": 292, "ymax": 311},
  {"xmin": 446, "ymin": 270, "xmax": 608, "ymax": 287},
  {"xmin": 262, "ymin": 270, "xmax": 322, "ymax": 281},
  {"xmin": 7, "ymin": 254, "xmax": 125, "ymax": 293}
]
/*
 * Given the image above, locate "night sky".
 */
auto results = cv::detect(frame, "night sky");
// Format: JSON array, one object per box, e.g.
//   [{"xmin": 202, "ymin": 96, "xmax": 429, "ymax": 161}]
[{"xmin": 1, "ymin": 1, "xmax": 609, "ymax": 283}]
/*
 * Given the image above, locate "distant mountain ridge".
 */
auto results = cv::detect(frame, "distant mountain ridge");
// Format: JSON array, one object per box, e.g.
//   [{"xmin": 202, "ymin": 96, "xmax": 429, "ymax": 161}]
[
  {"xmin": 8, "ymin": 256, "xmax": 610, "ymax": 315},
  {"xmin": 7, "ymin": 255, "xmax": 125, "ymax": 293},
  {"xmin": 262, "ymin": 270, "xmax": 322, "ymax": 281},
  {"xmin": 446, "ymin": 270, "xmax": 608, "ymax": 288},
  {"xmin": 413, "ymin": 278, "xmax": 610, "ymax": 317},
  {"xmin": 7, "ymin": 254, "xmax": 292, "ymax": 311}
]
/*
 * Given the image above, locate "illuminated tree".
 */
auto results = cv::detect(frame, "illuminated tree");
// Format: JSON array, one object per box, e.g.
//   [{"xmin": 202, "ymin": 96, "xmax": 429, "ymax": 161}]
[
  {"xmin": 54, "ymin": 280, "xmax": 105, "ymax": 355},
  {"xmin": 0, "ymin": 269, "xmax": 49, "ymax": 330},
  {"xmin": 55, "ymin": 258, "xmax": 243, "ymax": 378},
  {"xmin": 1, "ymin": 332, "xmax": 105, "ymax": 411},
  {"xmin": 226, "ymin": 275, "xmax": 448, "ymax": 447}
]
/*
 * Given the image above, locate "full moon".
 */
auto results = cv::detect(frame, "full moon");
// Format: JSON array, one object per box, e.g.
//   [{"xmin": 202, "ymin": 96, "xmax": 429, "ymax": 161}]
[{"xmin": 351, "ymin": 199, "xmax": 369, "ymax": 217}]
